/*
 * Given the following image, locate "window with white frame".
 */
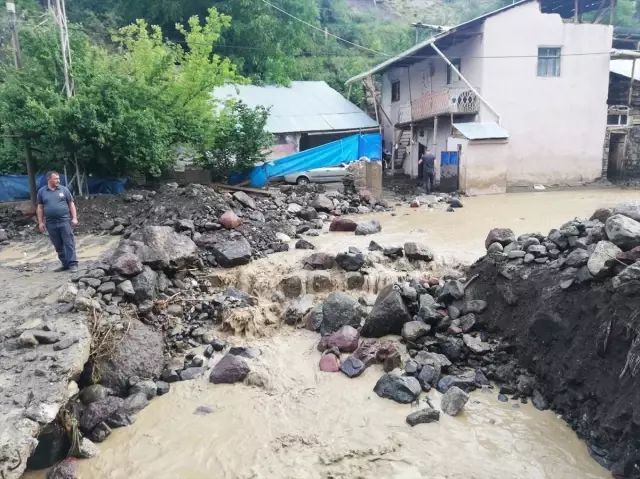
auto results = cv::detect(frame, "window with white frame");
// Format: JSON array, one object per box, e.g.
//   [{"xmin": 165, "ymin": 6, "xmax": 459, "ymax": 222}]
[
  {"xmin": 447, "ymin": 58, "xmax": 462, "ymax": 84},
  {"xmin": 608, "ymin": 114, "xmax": 629, "ymax": 126},
  {"xmin": 537, "ymin": 47, "xmax": 561, "ymax": 77}
]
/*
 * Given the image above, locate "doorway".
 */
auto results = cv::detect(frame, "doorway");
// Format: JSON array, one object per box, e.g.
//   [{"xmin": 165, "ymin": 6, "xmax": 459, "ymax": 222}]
[
  {"xmin": 417, "ymin": 142, "xmax": 425, "ymax": 179},
  {"xmin": 607, "ymin": 132, "xmax": 626, "ymax": 181}
]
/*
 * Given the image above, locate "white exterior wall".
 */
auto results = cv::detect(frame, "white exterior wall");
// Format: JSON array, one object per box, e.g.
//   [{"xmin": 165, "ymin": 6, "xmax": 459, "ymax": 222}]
[
  {"xmin": 480, "ymin": 2, "xmax": 612, "ymax": 185},
  {"xmin": 379, "ymin": 0, "xmax": 613, "ymax": 189}
]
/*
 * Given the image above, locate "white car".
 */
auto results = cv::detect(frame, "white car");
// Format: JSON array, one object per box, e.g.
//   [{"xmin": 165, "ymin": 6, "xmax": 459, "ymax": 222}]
[{"xmin": 283, "ymin": 164, "xmax": 348, "ymax": 185}]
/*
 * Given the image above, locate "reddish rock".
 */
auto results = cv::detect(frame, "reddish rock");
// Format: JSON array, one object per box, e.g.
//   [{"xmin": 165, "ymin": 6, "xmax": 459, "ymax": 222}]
[
  {"xmin": 617, "ymin": 246, "xmax": 640, "ymax": 265},
  {"xmin": 319, "ymin": 353, "xmax": 341, "ymax": 372},
  {"xmin": 209, "ymin": 354, "xmax": 250, "ymax": 384},
  {"xmin": 410, "ymin": 199, "xmax": 420, "ymax": 208},
  {"xmin": 319, "ymin": 326, "xmax": 360, "ymax": 353},
  {"xmin": 352, "ymin": 339, "xmax": 379, "ymax": 367},
  {"xmin": 47, "ymin": 458, "xmax": 78, "ymax": 479},
  {"xmin": 330, "ymin": 217, "xmax": 358, "ymax": 232},
  {"xmin": 376, "ymin": 342, "xmax": 401, "ymax": 372},
  {"xmin": 219, "ymin": 211, "xmax": 242, "ymax": 229},
  {"xmin": 359, "ymin": 189, "xmax": 375, "ymax": 204}
]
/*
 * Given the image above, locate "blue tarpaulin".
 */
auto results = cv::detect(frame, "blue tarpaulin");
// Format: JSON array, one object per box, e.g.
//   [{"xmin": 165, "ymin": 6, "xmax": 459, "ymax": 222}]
[
  {"xmin": 0, "ymin": 175, "xmax": 127, "ymax": 203},
  {"xmin": 232, "ymin": 133, "xmax": 381, "ymax": 188}
]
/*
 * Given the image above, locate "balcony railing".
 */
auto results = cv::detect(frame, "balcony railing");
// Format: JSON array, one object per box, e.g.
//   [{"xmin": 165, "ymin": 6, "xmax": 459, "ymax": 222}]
[{"xmin": 410, "ymin": 87, "xmax": 481, "ymax": 123}]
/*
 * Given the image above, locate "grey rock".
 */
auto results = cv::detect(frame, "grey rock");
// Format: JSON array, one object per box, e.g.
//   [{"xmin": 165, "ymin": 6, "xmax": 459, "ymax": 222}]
[
  {"xmin": 133, "ymin": 225, "xmax": 198, "ymax": 271},
  {"xmin": 441, "ymin": 385, "xmax": 469, "ymax": 416},
  {"xmin": 566, "ymin": 249, "xmax": 590, "ymax": 267},
  {"xmin": 404, "ymin": 360, "xmax": 419, "ymax": 375},
  {"xmin": 401, "ymin": 321, "xmax": 431, "ymax": 342},
  {"xmin": 155, "ymin": 381, "xmax": 170, "ymax": 396},
  {"xmin": 406, "ymin": 408, "xmax": 440, "ymax": 426},
  {"xmin": 97, "ymin": 282, "xmax": 116, "ymax": 294},
  {"xmin": 46, "ymin": 458, "xmax": 78, "ymax": 479},
  {"xmin": 88, "ymin": 422, "xmax": 112, "ymax": 443},
  {"xmin": 304, "ymin": 304, "xmax": 324, "ymax": 331},
  {"xmin": 404, "ymin": 242, "xmax": 434, "ymax": 261},
  {"xmin": 121, "ymin": 392, "xmax": 150, "ymax": 415},
  {"xmin": 517, "ymin": 374, "xmax": 536, "ymax": 396},
  {"xmin": 229, "ymin": 346, "xmax": 261, "ymax": 359},
  {"xmin": 31, "ymin": 330, "xmax": 60, "ymax": 344},
  {"xmin": 79, "ymin": 396, "xmax": 124, "ymax": 432},
  {"xmin": 487, "ymin": 242, "xmax": 504, "ymax": 254},
  {"xmin": 439, "ymin": 337, "xmax": 464, "ymax": 361},
  {"xmin": 531, "ymin": 389, "xmax": 549, "ymax": 410},
  {"xmin": 461, "ymin": 300, "xmax": 487, "ymax": 315},
  {"xmin": 233, "ymin": 191, "xmax": 256, "ymax": 209},
  {"xmin": 280, "ymin": 275, "xmax": 303, "ymax": 298},
  {"xmin": 414, "ymin": 351, "xmax": 451, "ymax": 370},
  {"xmin": 53, "ymin": 337, "xmax": 78, "ymax": 351},
  {"xmin": 311, "ymin": 194, "xmax": 334, "ymax": 212},
  {"xmin": 605, "ymin": 214, "xmax": 640, "ymax": 250},
  {"xmin": 346, "ymin": 272, "xmax": 365, "ymax": 290},
  {"xmin": 213, "ymin": 238, "xmax": 252, "ymax": 268},
  {"xmin": 508, "ymin": 250, "xmax": 526, "ymax": 259},
  {"xmin": 320, "ymin": 292, "xmax": 364, "ymax": 335},
  {"xmin": 117, "ymin": 280, "xmax": 135, "ymax": 297},
  {"xmin": 373, "ymin": 374, "xmax": 421, "ymax": 404},
  {"xmin": 180, "ymin": 367, "xmax": 206, "ymax": 381},
  {"xmin": 438, "ymin": 280, "xmax": 465, "ymax": 303},
  {"xmin": 613, "ymin": 263, "xmax": 640, "ymax": 289},
  {"xmin": 105, "ymin": 411, "xmax": 136, "ymax": 428},
  {"xmin": 587, "ymin": 241, "xmax": 622, "ymax": 278},
  {"xmin": 80, "ymin": 385, "xmax": 113, "ymax": 405},
  {"xmin": 335, "ymin": 252, "xmax": 365, "ymax": 272},
  {"xmin": 462, "ymin": 334, "xmax": 491, "ymax": 354},
  {"xmin": 485, "ymin": 228, "xmax": 516, "ymax": 249},
  {"xmin": 361, "ymin": 284, "xmax": 412, "ymax": 337},
  {"xmin": 285, "ymin": 294, "xmax": 315, "ymax": 326},
  {"xmin": 295, "ymin": 239, "xmax": 315, "ymax": 250},
  {"xmin": 612, "ymin": 202, "xmax": 640, "ymax": 222},
  {"xmin": 18, "ymin": 331, "xmax": 38, "ymax": 347},
  {"xmin": 417, "ymin": 364, "xmax": 440, "ymax": 391},
  {"xmin": 58, "ymin": 283, "xmax": 78, "ymax": 303},
  {"xmin": 355, "ymin": 220, "xmax": 382, "ymax": 236},
  {"xmin": 527, "ymin": 245, "xmax": 547, "ymax": 257},
  {"xmin": 340, "ymin": 356, "xmax": 366, "ymax": 378},
  {"xmin": 524, "ymin": 253, "xmax": 535, "ymax": 264},
  {"xmin": 77, "ymin": 437, "xmax": 99, "ymax": 459},
  {"xmin": 209, "ymin": 354, "xmax": 250, "ymax": 384},
  {"xmin": 304, "ymin": 252, "xmax": 335, "ymax": 270},
  {"xmin": 129, "ymin": 379, "xmax": 157, "ymax": 399},
  {"xmin": 95, "ymin": 319, "xmax": 164, "ymax": 395},
  {"xmin": 131, "ymin": 266, "xmax": 158, "ymax": 303}
]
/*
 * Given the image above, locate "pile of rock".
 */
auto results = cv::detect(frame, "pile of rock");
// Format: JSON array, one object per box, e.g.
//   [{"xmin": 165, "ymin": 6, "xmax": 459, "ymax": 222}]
[{"xmin": 483, "ymin": 202, "xmax": 640, "ymax": 287}]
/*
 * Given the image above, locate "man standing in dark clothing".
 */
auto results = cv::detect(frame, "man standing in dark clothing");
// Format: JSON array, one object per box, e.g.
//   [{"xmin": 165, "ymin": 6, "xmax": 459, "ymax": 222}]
[
  {"xmin": 36, "ymin": 171, "xmax": 79, "ymax": 272},
  {"xmin": 419, "ymin": 149, "xmax": 436, "ymax": 194}
]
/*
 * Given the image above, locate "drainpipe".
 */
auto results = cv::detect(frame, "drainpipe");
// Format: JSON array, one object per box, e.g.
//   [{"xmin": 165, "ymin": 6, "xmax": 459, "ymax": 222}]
[{"xmin": 430, "ymin": 43, "xmax": 502, "ymax": 125}]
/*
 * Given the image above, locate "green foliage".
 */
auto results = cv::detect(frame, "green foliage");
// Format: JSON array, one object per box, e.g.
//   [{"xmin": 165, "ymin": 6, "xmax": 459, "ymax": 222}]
[
  {"xmin": 198, "ymin": 100, "xmax": 272, "ymax": 179},
  {"xmin": 0, "ymin": 8, "xmax": 269, "ymax": 179}
]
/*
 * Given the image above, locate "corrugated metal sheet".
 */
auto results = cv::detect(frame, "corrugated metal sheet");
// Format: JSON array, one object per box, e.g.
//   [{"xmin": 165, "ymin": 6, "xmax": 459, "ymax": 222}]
[
  {"xmin": 211, "ymin": 81, "xmax": 379, "ymax": 134},
  {"xmin": 453, "ymin": 122, "xmax": 509, "ymax": 140},
  {"xmin": 611, "ymin": 59, "xmax": 640, "ymax": 81}
]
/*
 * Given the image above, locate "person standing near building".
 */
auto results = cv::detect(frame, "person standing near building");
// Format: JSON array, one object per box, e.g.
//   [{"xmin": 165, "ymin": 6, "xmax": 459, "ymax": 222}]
[
  {"xmin": 36, "ymin": 171, "xmax": 79, "ymax": 272},
  {"xmin": 418, "ymin": 149, "xmax": 436, "ymax": 194}
]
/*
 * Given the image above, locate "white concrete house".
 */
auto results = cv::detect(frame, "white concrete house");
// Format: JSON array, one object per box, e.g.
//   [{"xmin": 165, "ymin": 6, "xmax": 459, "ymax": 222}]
[{"xmin": 347, "ymin": 0, "xmax": 615, "ymax": 195}]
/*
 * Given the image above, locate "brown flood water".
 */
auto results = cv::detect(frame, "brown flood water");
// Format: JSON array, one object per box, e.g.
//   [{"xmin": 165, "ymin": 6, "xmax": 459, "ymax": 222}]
[{"xmin": 23, "ymin": 189, "xmax": 640, "ymax": 479}]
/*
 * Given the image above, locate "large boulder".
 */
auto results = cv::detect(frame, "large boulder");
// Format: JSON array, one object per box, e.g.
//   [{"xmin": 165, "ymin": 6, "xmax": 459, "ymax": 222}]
[
  {"xmin": 131, "ymin": 266, "xmax": 158, "ymax": 303},
  {"xmin": 373, "ymin": 374, "xmax": 421, "ymax": 404},
  {"xmin": 311, "ymin": 194, "xmax": 334, "ymax": 212},
  {"xmin": 612, "ymin": 202, "xmax": 640, "ymax": 222},
  {"xmin": 109, "ymin": 251, "xmax": 144, "ymax": 277},
  {"xmin": 587, "ymin": 241, "xmax": 622, "ymax": 278},
  {"xmin": 209, "ymin": 354, "xmax": 250, "ymax": 384},
  {"xmin": 612, "ymin": 263, "xmax": 640, "ymax": 289},
  {"xmin": 131, "ymin": 226, "xmax": 198, "ymax": 271},
  {"xmin": 361, "ymin": 284, "xmax": 412, "ymax": 337},
  {"xmin": 320, "ymin": 292, "xmax": 363, "ymax": 335},
  {"xmin": 330, "ymin": 217, "xmax": 358, "ymax": 232},
  {"xmin": 485, "ymin": 228, "xmax": 515, "ymax": 249},
  {"xmin": 213, "ymin": 238, "xmax": 252, "ymax": 268},
  {"xmin": 95, "ymin": 319, "xmax": 164, "ymax": 395},
  {"xmin": 304, "ymin": 252, "xmax": 335, "ymax": 270},
  {"xmin": 605, "ymin": 214, "xmax": 640, "ymax": 250},
  {"xmin": 440, "ymin": 386, "xmax": 469, "ymax": 416},
  {"xmin": 404, "ymin": 242, "xmax": 434, "ymax": 262},
  {"xmin": 355, "ymin": 220, "xmax": 382, "ymax": 236}
]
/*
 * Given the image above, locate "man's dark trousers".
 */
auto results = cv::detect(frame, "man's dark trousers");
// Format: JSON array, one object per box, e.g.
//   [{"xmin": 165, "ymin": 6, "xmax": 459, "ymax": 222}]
[
  {"xmin": 47, "ymin": 221, "xmax": 77, "ymax": 269},
  {"xmin": 425, "ymin": 171, "xmax": 434, "ymax": 194}
]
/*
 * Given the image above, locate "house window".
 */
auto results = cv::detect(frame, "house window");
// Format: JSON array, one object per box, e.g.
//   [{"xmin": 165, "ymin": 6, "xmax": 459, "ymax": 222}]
[
  {"xmin": 391, "ymin": 80, "xmax": 400, "ymax": 103},
  {"xmin": 537, "ymin": 47, "xmax": 561, "ymax": 77},
  {"xmin": 608, "ymin": 114, "xmax": 629, "ymax": 126},
  {"xmin": 447, "ymin": 58, "xmax": 462, "ymax": 84}
]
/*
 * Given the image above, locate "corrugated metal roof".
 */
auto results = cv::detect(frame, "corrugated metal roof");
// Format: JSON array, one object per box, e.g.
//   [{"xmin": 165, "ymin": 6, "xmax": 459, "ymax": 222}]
[
  {"xmin": 211, "ymin": 81, "xmax": 379, "ymax": 134},
  {"xmin": 453, "ymin": 122, "xmax": 509, "ymax": 140},
  {"xmin": 611, "ymin": 59, "xmax": 640, "ymax": 80}
]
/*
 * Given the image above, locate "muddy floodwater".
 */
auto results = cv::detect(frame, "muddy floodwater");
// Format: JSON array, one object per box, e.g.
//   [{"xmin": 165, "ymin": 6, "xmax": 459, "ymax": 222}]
[{"xmin": 19, "ymin": 188, "xmax": 640, "ymax": 479}]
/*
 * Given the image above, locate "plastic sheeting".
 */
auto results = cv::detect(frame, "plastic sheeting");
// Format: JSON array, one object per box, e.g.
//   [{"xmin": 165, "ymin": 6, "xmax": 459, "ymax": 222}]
[
  {"xmin": 0, "ymin": 175, "xmax": 127, "ymax": 203},
  {"xmin": 235, "ymin": 133, "xmax": 381, "ymax": 188}
]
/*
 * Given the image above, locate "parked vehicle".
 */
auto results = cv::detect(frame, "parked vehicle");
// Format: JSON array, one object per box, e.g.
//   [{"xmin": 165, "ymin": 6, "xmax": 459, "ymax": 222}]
[{"xmin": 283, "ymin": 164, "xmax": 348, "ymax": 185}]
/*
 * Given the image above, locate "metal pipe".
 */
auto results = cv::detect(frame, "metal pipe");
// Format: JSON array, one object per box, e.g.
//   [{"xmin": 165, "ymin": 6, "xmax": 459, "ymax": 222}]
[
  {"xmin": 430, "ymin": 43, "xmax": 502, "ymax": 125},
  {"xmin": 629, "ymin": 59, "xmax": 636, "ymax": 107},
  {"xmin": 307, "ymin": 127, "xmax": 379, "ymax": 136}
]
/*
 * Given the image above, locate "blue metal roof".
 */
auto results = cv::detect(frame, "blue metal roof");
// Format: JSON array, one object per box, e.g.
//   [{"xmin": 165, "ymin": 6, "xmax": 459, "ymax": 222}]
[
  {"xmin": 211, "ymin": 81, "xmax": 379, "ymax": 134},
  {"xmin": 453, "ymin": 122, "xmax": 509, "ymax": 140}
]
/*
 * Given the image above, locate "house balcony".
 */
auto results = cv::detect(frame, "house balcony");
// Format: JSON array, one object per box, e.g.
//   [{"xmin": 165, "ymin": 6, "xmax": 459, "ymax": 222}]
[{"xmin": 395, "ymin": 87, "xmax": 481, "ymax": 125}]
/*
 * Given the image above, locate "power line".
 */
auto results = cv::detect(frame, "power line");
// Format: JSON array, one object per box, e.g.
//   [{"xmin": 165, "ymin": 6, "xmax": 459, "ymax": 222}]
[{"xmin": 257, "ymin": 0, "xmax": 392, "ymax": 57}]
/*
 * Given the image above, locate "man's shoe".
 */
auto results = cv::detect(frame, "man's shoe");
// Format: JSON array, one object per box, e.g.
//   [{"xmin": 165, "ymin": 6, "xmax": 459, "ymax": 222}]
[
  {"xmin": 69, "ymin": 265, "xmax": 79, "ymax": 273},
  {"xmin": 53, "ymin": 266, "xmax": 68, "ymax": 273}
]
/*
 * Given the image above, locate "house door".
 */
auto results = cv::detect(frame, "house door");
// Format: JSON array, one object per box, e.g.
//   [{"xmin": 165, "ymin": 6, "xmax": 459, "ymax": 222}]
[
  {"xmin": 417, "ymin": 142, "xmax": 425, "ymax": 179},
  {"xmin": 607, "ymin": 133, "xmax": 626, "ymax": 181},
  {"xmin": 440, "ymin": 150, "xmax": 460, "ymax": 192}
]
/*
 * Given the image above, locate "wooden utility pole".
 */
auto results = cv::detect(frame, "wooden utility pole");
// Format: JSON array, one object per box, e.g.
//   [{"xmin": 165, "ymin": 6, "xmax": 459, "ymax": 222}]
[{"xmin": 6, "ymin": 1, "xmax": 38, "ymax": 210}]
